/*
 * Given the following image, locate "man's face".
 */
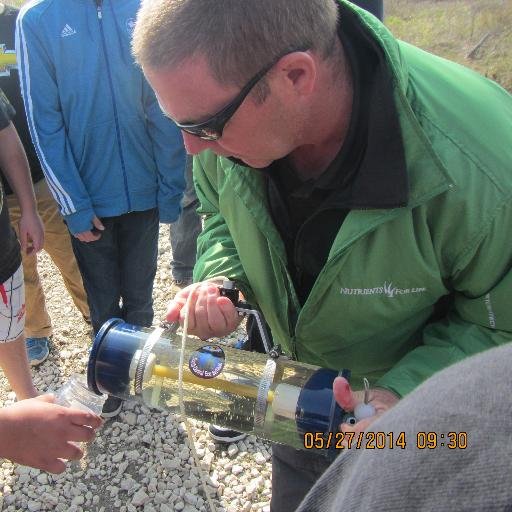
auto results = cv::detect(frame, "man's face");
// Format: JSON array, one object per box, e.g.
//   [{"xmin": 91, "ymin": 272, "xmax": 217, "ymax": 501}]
[{"xmin": 144, "ymin": 55, "xmax": 298, "ymax": 168}]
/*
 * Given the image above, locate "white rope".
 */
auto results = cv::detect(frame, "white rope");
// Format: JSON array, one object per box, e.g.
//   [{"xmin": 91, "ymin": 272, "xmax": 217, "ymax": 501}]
[{"xmin": 178, "ymin": 284, "xmax": 218, "ymax": 512}]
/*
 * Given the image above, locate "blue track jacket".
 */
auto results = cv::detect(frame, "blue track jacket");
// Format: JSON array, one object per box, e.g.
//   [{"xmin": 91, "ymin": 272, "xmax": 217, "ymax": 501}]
[{"xmin": 16, "ymin": 0, "xmax": 186, "ymax": 234}]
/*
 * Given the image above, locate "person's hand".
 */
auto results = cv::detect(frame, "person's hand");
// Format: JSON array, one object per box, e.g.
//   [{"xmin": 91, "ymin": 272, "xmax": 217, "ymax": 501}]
[
  {"xmin": 0, "ymin": 394, "xmax": 102, "ymax": 473},
  {"xmin": 74, "ymin": 216, "xmax": 105, "ymax": 242},
  {"xmin": 18, "ymin": 209, "xmax": 44, "ymax": 254},
  {"xmin": 166, "ymin": 281, "xmax": 242, "ymax": 339},
  {"xmin": 333, "ymin": 376, "xmax": 399, "ymax": 435}
]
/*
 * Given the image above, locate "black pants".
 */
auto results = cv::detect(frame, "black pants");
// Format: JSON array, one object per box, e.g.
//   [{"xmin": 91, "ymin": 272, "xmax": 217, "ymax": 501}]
[
  {"xmin": 70, "ymin": 209, "xmax": 158, "ymax": 334},
  {"xmin": 271, "ymin": 445, "xmax": 334, "ymax": 512}
]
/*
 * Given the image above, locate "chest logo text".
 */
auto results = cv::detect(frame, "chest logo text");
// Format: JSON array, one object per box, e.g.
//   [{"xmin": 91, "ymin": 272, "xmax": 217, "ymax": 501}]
[{"xmin": 340, "ymin": 281, "xmax": 427, "ymax": 298}]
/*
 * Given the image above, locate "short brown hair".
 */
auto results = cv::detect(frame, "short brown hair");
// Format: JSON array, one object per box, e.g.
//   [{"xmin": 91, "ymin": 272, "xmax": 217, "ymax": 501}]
[{"xmin": 132, "ymin": 0, "xmax": 339, "ymax": 87}]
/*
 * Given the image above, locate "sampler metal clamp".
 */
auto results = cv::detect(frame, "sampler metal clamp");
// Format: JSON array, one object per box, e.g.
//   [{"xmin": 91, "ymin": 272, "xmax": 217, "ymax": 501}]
[
  {"xmin": 133, "ymin": 321, "xmax": 178, "ymax": 396},
  {"xmin": 219, "ymin": 279, "xmax": 275, "ymax": 356}
]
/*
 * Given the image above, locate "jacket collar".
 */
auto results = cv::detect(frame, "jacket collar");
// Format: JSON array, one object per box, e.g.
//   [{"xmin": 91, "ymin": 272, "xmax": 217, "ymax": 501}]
[
  {"xmin": 217, "ymin": 1, "xmax": 454, "ymax": 239},
  {"xmin": 335, "ymin": 0, "xmax": 455, "ymax": 206}
]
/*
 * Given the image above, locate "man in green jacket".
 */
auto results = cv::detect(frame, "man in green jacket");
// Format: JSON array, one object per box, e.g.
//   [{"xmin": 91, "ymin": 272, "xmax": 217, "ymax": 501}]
[{"xmin": 133, "ymin": 0, "xmax": 512, "ymax": 509}]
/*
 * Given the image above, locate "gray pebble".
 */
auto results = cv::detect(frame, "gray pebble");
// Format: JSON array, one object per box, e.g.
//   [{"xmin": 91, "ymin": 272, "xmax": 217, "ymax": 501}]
[
  {"xmin": 27, "ymin": 501, "xmax": 41, "ymax": 512},
  {"xmin": 232, "ymin": 464, "xmax": 244, "ymax": 475},
  {"xmin": 112, "ymin": 452, "xmax": 124, "ymax": 463},
  {"xmin": 131, "ymin": 488, "xmax": 149, "ymax": 507},
  {"xmin": 254, "ymin": 452, "xmax": 267, "ymax": 465},
  {"xmin": 227, "ymin": 444, "xmax": 239, "ymax": 457},
  {"xmin": 123, "ymin": 412, "xmax": 137, "ymax": 425}
]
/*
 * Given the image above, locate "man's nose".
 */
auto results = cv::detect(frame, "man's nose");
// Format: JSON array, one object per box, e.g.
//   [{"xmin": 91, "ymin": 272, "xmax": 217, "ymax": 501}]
[{"xmin": 182, "ymin": 131, "xmax": 217, "ymax": 155}]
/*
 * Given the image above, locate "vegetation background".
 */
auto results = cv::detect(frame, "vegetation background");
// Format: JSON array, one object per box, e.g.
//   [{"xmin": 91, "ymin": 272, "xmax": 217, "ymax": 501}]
[
  {"xmin": 8, "ymin": 0, "xmax": 512, "ymax": 91},
  {"xmin": 385, "ymin": 0, "xmax": 512, "ymax": 91}
]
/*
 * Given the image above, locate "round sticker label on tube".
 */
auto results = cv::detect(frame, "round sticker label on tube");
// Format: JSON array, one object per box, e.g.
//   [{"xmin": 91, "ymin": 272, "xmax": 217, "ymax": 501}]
[{"xmin": 189, "ymin": 345, "xmax": 225, "ymax": 379}]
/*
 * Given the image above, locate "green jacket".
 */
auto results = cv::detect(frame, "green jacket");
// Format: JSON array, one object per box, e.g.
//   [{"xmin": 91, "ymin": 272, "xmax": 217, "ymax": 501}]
[{"xmin": 192, "ymin": 2, "xmax": 512, "ymax": 397}]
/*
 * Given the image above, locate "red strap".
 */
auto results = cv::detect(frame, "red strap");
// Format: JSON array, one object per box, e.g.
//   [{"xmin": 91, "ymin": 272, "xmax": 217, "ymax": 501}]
[{"xmin": 0, "ymin": 283, "xmax": 7, "ymax": 307}]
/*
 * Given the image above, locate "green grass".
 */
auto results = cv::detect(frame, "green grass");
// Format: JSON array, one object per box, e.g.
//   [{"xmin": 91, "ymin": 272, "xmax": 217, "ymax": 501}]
[{"xmin": 385, "ymin": 0, "xmax": 512, "ymax": 91}]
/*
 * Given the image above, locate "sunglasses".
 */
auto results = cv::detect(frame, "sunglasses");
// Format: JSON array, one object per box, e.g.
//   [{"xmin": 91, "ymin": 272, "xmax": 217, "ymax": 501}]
[{"xmin": 174, "ymin": 46, "xmax": 308, "ymax": 141}]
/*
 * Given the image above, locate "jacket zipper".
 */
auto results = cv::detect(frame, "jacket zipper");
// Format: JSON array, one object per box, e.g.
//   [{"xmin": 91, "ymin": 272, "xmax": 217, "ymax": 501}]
[{"xmin": 95, "ymin": 0, "xmax": 132, "ymax": 211}]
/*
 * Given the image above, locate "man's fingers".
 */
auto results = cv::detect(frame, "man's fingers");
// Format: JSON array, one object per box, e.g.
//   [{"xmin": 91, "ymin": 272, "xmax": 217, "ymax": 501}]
[
  {"xmin": 179, "ymin": 288, "xmax": 198, "ymax": 332},
  {"xmin": 166, "ymin": 284, "xmax": 198, "ymax": 323},
  {"xmin": 340, "ymin": 416, "xmax": 374, "ymax": 435},
  {"xmin": 206, "ymin": 287, "xmax": 230, "ymax": 333},
  {"xmin": 338, "ymin": 417, "xmax": 374, "ymax": 447},
  {"xmin": 193, "ymin": 286, "xmax": 214, "ymax": 335},
  {"xmin": 165, "ymin": 304, "xmax": 180, "ymax": 323},
  {"xmin": 196, "ymin": 285, "xmax": 236, "ymax": 337},
  {"xmin": 333, "ymin": 376, "xmax": 358, "ymax": 412},
  {"xmin": 167, "ymin": 282, "xmax": 239, "ymax": 339},
  {"xmin": 92, "ymin": 216, "xmax": 105, "ymax": 231},
  {"xmin": 218, "ymin": 296, "xmax": 238, "ymax": 322},
  {"xmin": 166, "ymin": 291, "xmax": 188, "ymax": 322}
]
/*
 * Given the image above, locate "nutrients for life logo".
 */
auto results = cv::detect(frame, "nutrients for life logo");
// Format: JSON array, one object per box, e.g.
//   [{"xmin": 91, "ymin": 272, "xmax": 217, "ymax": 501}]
[
  {"xmin": 339, "ymin": 281, "xmax": 427, "ymax": 299},
  {"xmin": 189, "ymin": 345, "xmax": 225, "ymax": 379}
]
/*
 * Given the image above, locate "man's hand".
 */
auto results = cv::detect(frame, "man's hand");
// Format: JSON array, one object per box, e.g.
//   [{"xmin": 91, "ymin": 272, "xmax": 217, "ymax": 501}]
[
  {"xmin": 333, "ymin": 376, "xmax": 399, "ymax": 435},
  {"xmin": 18, "ymin": 209, "xmax": 44, "ymax": 254},
  {"xmin": 166, "ymin": 281, "xmax": 242, "ymax": 339},
  {"xmin": 74, "ymin": 216, "xmax": 105, "ymax": 242},
  {"xmin": 0, "ymin": 394, "xmax": 103, "ymax": 474}
]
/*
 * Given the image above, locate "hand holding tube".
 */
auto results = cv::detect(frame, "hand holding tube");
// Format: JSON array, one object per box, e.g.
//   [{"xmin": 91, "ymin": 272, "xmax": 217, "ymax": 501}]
[
  {"xmin": 333, "ymin": 376, "xmax": 399, "ymax": 436},
  {"xmin": 166, "ymin": 281, "xmax": 242, "ymax": 339}
]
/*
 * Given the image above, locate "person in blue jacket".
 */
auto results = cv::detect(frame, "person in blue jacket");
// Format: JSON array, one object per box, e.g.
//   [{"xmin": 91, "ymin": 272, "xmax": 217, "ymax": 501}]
[{"xmin": 16, "ymin": 0, "xmax": 186, "ymax": 416}]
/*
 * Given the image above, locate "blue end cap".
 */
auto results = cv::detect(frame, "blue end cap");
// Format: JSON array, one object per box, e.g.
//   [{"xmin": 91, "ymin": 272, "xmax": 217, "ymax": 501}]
[
  {"xmin": 87, "ymin": 318, "xmax": 140, "ymax": 396},
  {"xmin": 295, "ymin": 368, "xmax": 351, "ymax": 445},
  {"xmin": 87, "ymin": 318, "xmax": 124, "ymax": 394}
]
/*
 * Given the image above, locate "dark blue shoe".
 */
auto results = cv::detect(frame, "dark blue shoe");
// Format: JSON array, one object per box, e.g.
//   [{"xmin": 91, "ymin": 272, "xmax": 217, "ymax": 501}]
[
  {"xmin": 101, "ymin": 395, "xmax": 123, "ymax": 419},
  {"xmin": 208, "ymin": 424, "xmax": 247, "ymax": 443},
  {"xmin": 26, "ymin": 337, "xmax": 50, "ymax": 367}
]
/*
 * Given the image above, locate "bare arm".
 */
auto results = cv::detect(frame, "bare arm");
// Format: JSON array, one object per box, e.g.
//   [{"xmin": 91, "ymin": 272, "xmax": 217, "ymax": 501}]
[{"xmin": 0, "ymin": 122, "xmax": 43, "ymax": 253}]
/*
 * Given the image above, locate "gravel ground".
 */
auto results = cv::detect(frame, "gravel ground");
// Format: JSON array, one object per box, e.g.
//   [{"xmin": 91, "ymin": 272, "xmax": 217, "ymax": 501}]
[{"xmin": 0, "ymin": 225, "xmax": 273, "ymax": 512}]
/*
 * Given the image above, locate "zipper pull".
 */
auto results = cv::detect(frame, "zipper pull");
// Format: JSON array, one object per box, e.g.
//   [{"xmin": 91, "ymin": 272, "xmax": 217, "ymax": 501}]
[{"xmin": 95, "ymin": 0, "xmax": 102, "ymax": 19}]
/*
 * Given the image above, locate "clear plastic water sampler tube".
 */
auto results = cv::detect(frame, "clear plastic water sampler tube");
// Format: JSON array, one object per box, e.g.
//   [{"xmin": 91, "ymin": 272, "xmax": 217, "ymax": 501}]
[{"xmin": 87, "ymin": 318, "xmax": 353, "ymax": 452}]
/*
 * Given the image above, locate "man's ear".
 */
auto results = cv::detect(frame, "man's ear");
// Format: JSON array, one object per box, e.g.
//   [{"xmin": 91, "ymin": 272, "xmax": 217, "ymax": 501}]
[{"xmin": 276, "ymin": 51, "xmax": 317, "ymax": 97}]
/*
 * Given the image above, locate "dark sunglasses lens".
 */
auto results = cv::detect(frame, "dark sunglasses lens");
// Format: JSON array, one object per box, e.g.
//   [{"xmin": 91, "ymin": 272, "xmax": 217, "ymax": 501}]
[{"xmin": 181, "ymin": 126, "xmax": 220, "ymax": 141}]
